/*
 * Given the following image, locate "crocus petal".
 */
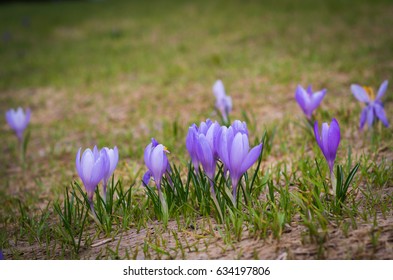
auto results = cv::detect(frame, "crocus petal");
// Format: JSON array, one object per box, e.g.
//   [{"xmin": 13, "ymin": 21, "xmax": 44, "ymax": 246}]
[
  {"xmin": 232, "ymin": 120, "xmax": 248, "ymax": 135},
  {"xmin": 295, "ymin": 85, "xmax": 311, "ymax": 117},
  {"xmin": 107, "ymin": 146, "xmax": 119, "ymax": 175},
  {"xmin": 81, "ymin": 149, "xmax": 94, "ymax": 185},
  {"xmin": 359, "ymin": 107, "xmax": 368, "ymax": 129},
  {"xmin": 75, "ymin": 148, "xmax": 83, "ymax": 182},
  {"xmin": 321, "ymin": 122, "xmax": 330, "ymax": 160},
  {"xmin": 213, "ymin": 80, "xmax": 225, "ymax": 99},
  {"xmin": 376, "ymin": 80, "xmax": 388, "ymax": 101},
  {"xmin": 151, "ymin": 138, "xmax": 159, "ymax": 147},
  {"xmin": 309, "ymin": 89, "xmax": 327, "ymax": 112},
  {"xmin": 199, "ymin": 122, "xmax": 209, "ymax": 135},
  {"xmin": 225, "ymin": 96, "xmax": 232, "ymax": 112},
  {"xmin": 144, "ymin": 143, "xmax": 153, "ymax": 171},
  {"xmin": 306, "ymin": 85, "xmax": 313, "ymax": 95},
  {"xmin": 240, "ymin": 143, "xmax": 262, "ymax": 174},
  {"xmin": 313, "ymin": 121, "xmax": 323, "ymax": 150},
  {"xmin": 205, "ymin": 122, "xmax": 220, "ymax": 157},
  {"xmin": 5, "ymin": 110, "xmax": 15, "ymax": 130},
  {"xmin": 367, "ymin": 106, "xmax": 374, "ymax": 127},
  {"xmin": 229, "ymin": 133, "xmax": 247, "ymax": 177},
  {"xmin": 351, "ymin": 84, "xmax": 370, "ymax": 103},
  {"xmin": 374, "ymin": 103, "xmax": 389, "ymax": 127},
  {"xmin": 196, "ymin": 135, "xmax": 215, "ymax": 178},
  {"xmin": 149, "ymin": 144, "xmax": 166, "ymax": 182},
  {"xmin": 142, "ymin": 170, "xmax": 152, "ymax": 186},
  {"xmin": 14, "ymin": 107, "xmax": 25, "ymax": 129},
  {"xmin": 218, "ymin": 126, "xmax": 230, "ymax": 168},
  {"xmin": 25, "ymin": 108, "xmax": 31, "ymax": 126},
  {"xmin": 327, "ymin": 118, "xmax": 340, "ymax": 168},
  {"xmin": 90, "ymin": 151, "xmax": 109, "ymax": 188},
  {"xmin": 93, "ymin": 145, "xmax": 100, "ymax": 160}
]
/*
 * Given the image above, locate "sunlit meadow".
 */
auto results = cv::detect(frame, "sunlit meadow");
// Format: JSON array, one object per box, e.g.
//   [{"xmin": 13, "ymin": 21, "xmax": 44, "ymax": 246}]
[{"xmin": 1, "ymin": 0, "xmax": 392, "ymax": 260}]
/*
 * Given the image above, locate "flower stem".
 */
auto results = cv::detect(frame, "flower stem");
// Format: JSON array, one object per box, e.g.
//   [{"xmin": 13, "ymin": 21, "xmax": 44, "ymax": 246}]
[
  {"xmin": 157, "ymin": 185, "xmax": 168, "ymax": 226},
  {"xmin": 232, "ymin": 178, "xmax": 238, "ymax": 205},
  {"xmin": 103, "ymin": 183, "xmax": 107, "ymax": 204},
  {"xmin": 330, "ymin": 171, "xmax": 337, "ymax": 195},
  {"xmin": 89, "ymin": 198, "xmax": 98, "ymax": 221}
]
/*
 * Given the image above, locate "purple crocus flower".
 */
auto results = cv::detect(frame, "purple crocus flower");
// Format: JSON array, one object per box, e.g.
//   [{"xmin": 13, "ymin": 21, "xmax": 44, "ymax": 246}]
[
  {"xmin": 314, "ymin": 118, "xmax": 341, "ymax": 174},
  {"xmin": 76, "ymin": 146, "xmax": 109, "ymax": 214},
  {"xmin": 100, "ymin": 146, "xmax": 119, "ymax": 200},
  {"xmin": 295, "ymin": 85, "xmax": 327, "ymax": 119},
  {"xmin": 186, "ymin": 124, "xmax": 200, "ymax": 172},
  {"xmin": 0, "ymin": 250, "xmax": 4, "ymax": 260},
  {"xmin": 218, "ymin": 122, "xmax": 263, "ymax": 200},
  {"xmin": 186, "ymin": 120, "xmax": 221, "ymax": 194},
  {"xmin": 351, "ymin": 80, "xmax": 389, "ymax": 129},
  {"xmin": 213, "ymin": 80, "xmax": 232, "ymax": 123},
  {"xmin": 5, "ymin": 107, "xmax": 31, "ymax": 141},
  {"xmin": 195, "ymin": 134, "xmax": 216, "ymax": 181},
  {"xmin": 186, "ymin": 120, "xmax": 220, "ymax": 172},
  {"xmin": 143, "ymin": 138, "xmax": 170, "ymax": 194},
  {"xmin": 231, "ymin": 120, "xmax": 248, "ymax": 135}
]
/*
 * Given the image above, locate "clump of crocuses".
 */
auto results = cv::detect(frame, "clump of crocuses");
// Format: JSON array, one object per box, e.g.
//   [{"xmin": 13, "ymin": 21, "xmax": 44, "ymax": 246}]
[
  {"xmin": 295, "ymin": 85, "xmax": 327, "ymax": 120},
  {"xmin": 213, "ymin": 80, "xmax": 232, "ymax": 124},
  {"xmin": 218, "ymin": 120, "xmax": 263, "ymax": 201},
  {"xmin": 76, "ymin": 145, "xmax": 118, "ymax": 216},
  {"xmin": 351, "ymin": 80, "xmax": 389, "ymax": 130},
  {"xmin": 186, "ymin": 119, "xmax": 220, "ymax": 194}
]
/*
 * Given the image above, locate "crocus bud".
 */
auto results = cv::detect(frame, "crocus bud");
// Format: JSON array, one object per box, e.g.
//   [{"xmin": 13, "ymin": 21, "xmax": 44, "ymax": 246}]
[
  {"xmin": 5, "ymin": 107, "xmax": 31, "ymax": 141},
  {"xmin": 143, "ymin": 138, "xmax": 170, "ymax": 191},
  {"xmin": 213, "ymin": 80, "xmax": 232, "ymax": 123},
  {"xmin": 295, "ymin": 85, "xmax": 327, "ymax": 120},
  {"xmin": 314, "ymin": 118, "xmax": 341, "ymax": 174},
  {"xmin": 218, "ymin": 121, "xmax": 263, "ymax": 200},
  {"xmin": 76, "ymin": 146, "xmax": 109, "ymax": 202}
]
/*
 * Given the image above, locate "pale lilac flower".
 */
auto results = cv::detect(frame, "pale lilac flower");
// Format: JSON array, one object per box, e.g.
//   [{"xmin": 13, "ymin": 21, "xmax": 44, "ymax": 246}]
[
  {"xmin": 76, "ymin": 146, "xmax": 109, "ymax": 213},
  {"xmin": 186, "ymin": 120, "xmax": 220, "ymax": 173},
  {"xmin": 5, "ymin": 107, "xmax": 31, "ymax": 141},
  {"xmin": 314, "ymin": 118, "xmax": 341, "ymax": 174},
  {"xmin": 295, "ymin": 85, "xmax": 327, "ymax": 119},
  {"xmin": 351, "ymin": 80, "xmax": 389, "ymax": 129},
  {"xmin": 143, "ymin": 138, "xmax": 170, "ymax": 193},
  {"xmin": 101, "ymin": 146, "xmax": 119, "ymax": 200},
  {"xmin": 218, "ymin": 122, "xmax": 263, "ymax": 200},
  {"xmin": 186, "ymin": 124, "xmax": 200, "ymax": 172},
  {"xmin": 195, "ymin": 134, "xmax": 216, "ymax": 181},
  {"xmin": 213, "ymin": 80, "xmax": 232, "ymax": 123}
]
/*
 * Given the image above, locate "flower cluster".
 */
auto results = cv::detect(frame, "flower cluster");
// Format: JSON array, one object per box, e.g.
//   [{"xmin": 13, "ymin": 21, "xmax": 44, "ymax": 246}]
[
  {"xmin": 293, "ymin": 80, "xmax": 389, "ymax": 180},
  {"xmin": 187, "ymin": 119, "xmax": 262, "ymax": 201},
  {"xmin": 4, "ymin": 78, "xmax": 389, "ymax": 222}
]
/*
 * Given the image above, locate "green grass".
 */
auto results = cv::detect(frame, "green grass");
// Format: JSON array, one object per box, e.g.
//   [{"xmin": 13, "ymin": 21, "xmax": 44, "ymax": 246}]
[{"xmin": 1, "ymin": 0, "xmax": 392, "ymax": 259}]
